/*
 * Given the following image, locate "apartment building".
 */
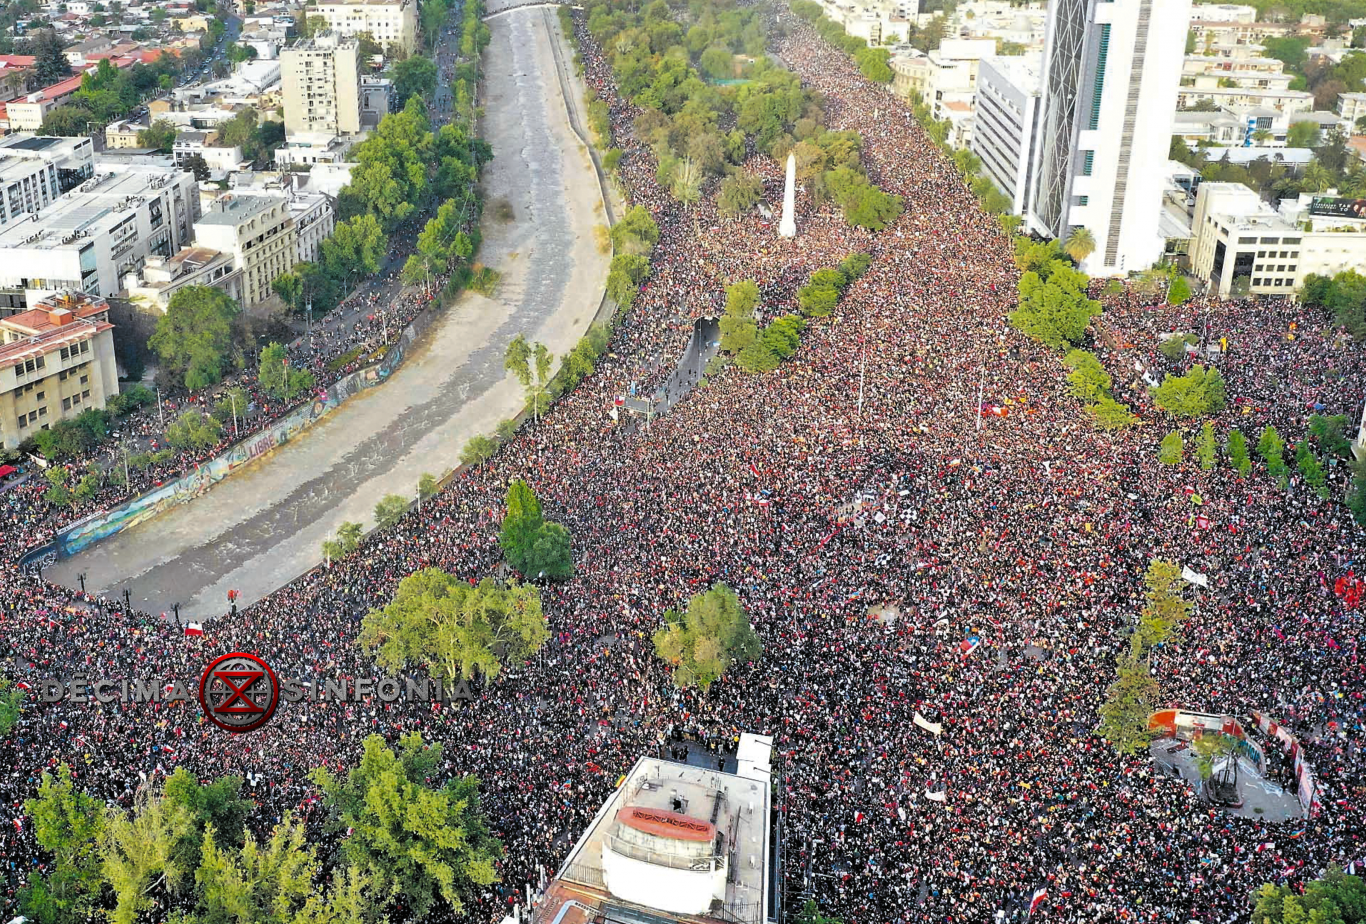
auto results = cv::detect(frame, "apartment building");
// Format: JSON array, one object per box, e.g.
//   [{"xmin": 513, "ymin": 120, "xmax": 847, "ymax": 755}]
[
  {"xmin": 305, "ymin": 0, "xmax": 418, "ymax": 55},
  {"xmin": 281, "ymin": 32, "xmax": 362, "ymax": 137},
  {"xmin": 192, "ymin": 193, "xmax": 297, "ymax": 308},
  {"xmin": 1029, "ymin": 0, "xmax": 1193, "ymax": 274},
  {"xmin": 0, "ymin": 291, "xmax": 119, "ymax": 448},
  {"xmin": 0, "ymin": 134, "xmax": 94, "ymax": 196}
]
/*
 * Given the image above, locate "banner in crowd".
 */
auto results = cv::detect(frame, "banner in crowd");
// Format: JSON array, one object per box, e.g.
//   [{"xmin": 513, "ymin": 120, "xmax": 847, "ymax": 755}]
[
  {"xmin": 1249, "ymin": 711, "xmax": 1322, "ymax": 817},
  {"xmin": 913, "ymin": 712, "xmax": 942, "ymax": 736},
  {"xmin": 52, "ymin": 303, "xmax": 443, "ymax": 558}
]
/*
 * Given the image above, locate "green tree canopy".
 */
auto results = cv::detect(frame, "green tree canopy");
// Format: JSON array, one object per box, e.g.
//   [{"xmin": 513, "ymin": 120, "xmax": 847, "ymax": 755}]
[
  {"xmin": 359, "ymin": 569, "xmax": 549, "ymax": 682},
  {"xmin": 309, "ymin": 733, "xmax": 501, "ymax": 920},
  {"xmin": 393, "ymin": 55, "xmax": 438, "ymax": 106},
  {"xmin": 257, "ymin": 342, "xmax": 316, "ymax": 401},
  {"xmin": 653, "ymin": 583, "xmax": 762, "ymax": 690},
  {"xmin": 149, "ymin": 286, "xmax": 243, "ymax": 390},
  {"xmin": 498, "ymin": 479, "xmax": 572, "ymax": 579},
  {"xmin": 1152, "ymin": 365, "xmax": 1226, "ymax": 417},
  {"xmin": 20, "ymin": 763, "xmax": 106, "ymax": 924},
  {"xmin": 1009, "ymin": 262, "xmax": 1100, "ymax": 350}
]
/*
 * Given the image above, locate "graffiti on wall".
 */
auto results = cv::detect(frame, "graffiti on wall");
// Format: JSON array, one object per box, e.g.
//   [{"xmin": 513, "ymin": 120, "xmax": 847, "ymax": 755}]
[{"xmin": 55, "ymin": 299, "xmax": 440, "ymax": 558}]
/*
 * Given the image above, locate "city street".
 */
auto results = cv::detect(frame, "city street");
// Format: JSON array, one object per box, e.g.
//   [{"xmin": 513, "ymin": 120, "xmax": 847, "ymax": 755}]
[{"xmin": 47, "ymin": 8, "xmax": 610, "ymax": 620}]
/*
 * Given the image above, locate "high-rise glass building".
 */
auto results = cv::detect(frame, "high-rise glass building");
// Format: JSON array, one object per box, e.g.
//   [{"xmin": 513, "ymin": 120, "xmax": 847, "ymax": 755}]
[{"xmin": 1028, "ymin": 0, "xmax": 1191, "ymax": 274}]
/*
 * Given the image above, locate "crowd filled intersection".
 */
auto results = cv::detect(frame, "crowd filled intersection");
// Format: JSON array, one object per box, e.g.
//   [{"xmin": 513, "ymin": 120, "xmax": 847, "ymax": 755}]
[{"xmin": 1, "ymin": 6, "xmax": 1365, "ymax": 924}]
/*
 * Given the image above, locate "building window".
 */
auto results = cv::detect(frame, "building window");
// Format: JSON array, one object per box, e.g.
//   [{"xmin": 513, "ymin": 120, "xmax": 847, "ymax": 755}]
[{"xmin": 1089, "ymin": 24, "xmax": 1112, "ymax": 131}]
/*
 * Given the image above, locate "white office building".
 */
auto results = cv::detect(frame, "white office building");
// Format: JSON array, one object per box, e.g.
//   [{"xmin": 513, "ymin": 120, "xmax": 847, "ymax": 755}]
[
  {"xmin": 1190, "ymin": 182, "xmax": 1366, "ymax": 298},
  {"xmin": 971, "ymin": 53, "xmax": 1043, "ymax": 216},
  {"xmin": 0, "ymin": 166, "xmax": 200, "ymax": 306},
  {"xmin": 1028, "ymin": 0, "xmax": 1192, "ymax": 275}
]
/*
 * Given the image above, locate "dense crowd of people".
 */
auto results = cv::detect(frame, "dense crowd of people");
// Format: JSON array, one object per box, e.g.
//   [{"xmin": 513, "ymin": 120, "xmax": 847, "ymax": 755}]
[{"xmin": 1, "ymin": 3, "xmax": 1364, "ymax": 924}]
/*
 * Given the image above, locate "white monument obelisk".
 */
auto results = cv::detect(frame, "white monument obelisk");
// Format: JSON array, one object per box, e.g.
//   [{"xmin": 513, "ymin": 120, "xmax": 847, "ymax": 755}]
[{"xmin": 778, "ymin": 152, "xmax": 797, "ymax": 238}]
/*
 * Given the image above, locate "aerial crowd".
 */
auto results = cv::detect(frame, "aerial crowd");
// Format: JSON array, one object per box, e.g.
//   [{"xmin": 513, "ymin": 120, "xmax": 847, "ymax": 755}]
[{"xmin": 1, "ymin": 3, "xmax": 1365, "ymax": 924}]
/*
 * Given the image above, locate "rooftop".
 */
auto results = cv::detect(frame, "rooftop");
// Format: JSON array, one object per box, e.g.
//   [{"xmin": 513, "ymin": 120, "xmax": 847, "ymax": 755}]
[
  {"xmin": 0, "ymin": 168, "xmax": 185, "ymax": 251},
  {"xmin": 0, "ymin": 292, "xmax": 111, "ymax": 370},
  {"xmin": 982, "ymin": 51, "xmax": 1042, "ymax": 93},
  {"xmin": 195, "ymin": 193, "xmax": 282, "ymax": 225},
  {"xmin": 538, "ymin": 736, "xmax": 775, "ymax": 924}
]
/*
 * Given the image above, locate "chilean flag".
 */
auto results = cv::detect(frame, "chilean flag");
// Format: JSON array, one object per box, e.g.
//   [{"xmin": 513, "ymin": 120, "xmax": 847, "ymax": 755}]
[
  {"xmin": 184, "ymin": 623, "xmax": 204, "ymax": 637},
  {"xmin": 959, "ymin": 635, "xmax": 981, "ymax": 659},
  {"xmin": 1029, "ymin": 887, "xmax": 1047, "ymax": 916}
]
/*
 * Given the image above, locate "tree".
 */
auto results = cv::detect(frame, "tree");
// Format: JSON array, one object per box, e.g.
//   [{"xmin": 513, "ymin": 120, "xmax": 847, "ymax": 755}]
[
  {"xmin": 1063, "ymin": 349, "xmax": 1111, "ymax": 403},
  {"xmin": 1258, "ymin": 425, "xmax": 1291, "ymax": 486},
  {"xmin": 653, "ymin": 583, "xmax": 762, "ymax": 690},
  {"xmin": 19, "ymin": 764, "xmax": 105, "ymax": 924},
  {"xmin": 33, "ymin": 29, "xmax": 70, "ymax": 84},
  {"xmin": 1196, "ymin": 421, "xmax": 1217, "ymax": 470},
  {"xmin": 1090, "ymin": 396, "xmax": 1138, "ymax": 429},
  {"xmin": 393, "ymin": 55, "xmax": 438, "ymax": 106},
  {"xmin": 499, "ymin": 480, "xmax": 572, "ymax": 580},
  {"xmin": 322, "ymin": 521, "xmax": 364, "ymax": 563},
  {"xmin": 1287, "ymin": 120, "xmax": 1320, "ymax": 148},
  {"xmin": 1226, "ymin": 428, "xmax": 1252, "ymax": 476},
  {"xmin": 0, "ymin": 677, "xmax": 20, "ymax": 739},
  {"xmin": 1097, "ymin": 652, "xmax": 1160, "ymax": 755},
  {"xmin": 1296, "ymin": 442, "xmax": 1330, "ymax": 499},
  {"xmin": 504, "ymin": 334, "xmax": 531, "ymax": 387},
  {"xmin": 717, "ymin": 171, "xmax": 763, "ymax": 217},
  {"xmin": 149, "ymin": 286, "xmax": 242, "ymax": 389},
  {"xmin": 611, "ymin": 205, "xmax": 660, "ymax": 256},
  {"xmin": 459, "ymin": 434, "xmax": 499, "ymax": 466},
  {"xmin": 1167, "ymin": 274, "xmax": 1191, "ymax": 305},
  {"xmin": 194, "ymin": 814, "xmax": 319, "ymax": 924},
  {"xmin": 1159, "ymin": 431, "xmax": 1184, "ymax": 465},
  {"xmin": 166, "ymin": 409, "xmax": 223, "ymax": 452},
  {"xmin": 1253, "ymin": 867, "xmax": 1366, "ymax": 924},
  {"xmin": 40, "ymin": 105, "xmax": 96, "ymax": 137},
  {"xmin": 1152, "ymin": 365, "xmax": 1226, "ymax": 417},
  {"xmin": 226, "ymin": 42, "xmax": 258, "ymax": 65},
  {"xmin": 162, "ymin": 767, "xmax": 253, "ymax": 869},
  {"xmin": 418, "ymin": 473, "xmax": 439, "ymax": 503},
  {"xmin": 272, "ymin": 272, "xmax": 304, "ymax": 312},
  {"xmin": 1158, "ymin": 332, "xmax": 1198, "ymax": 362},
  {"xmin": 1010, "ymin": 263, "xmax": 1101, "ymax": 350},
  {"xmin": 794, "ymin": 900, "xmax": 845, "ymax": 924},
  {"xmin": 1309, "ymin": 413, "xmax": 1354, "ymax": 458},
  {"xmin": 605, "ymin": 252, "xmax": 650, "ymax": 308},
  {"xmin": 102, "ymin": 788, "xmax": 197, "ymax": 924},
  {"xmin": 138, "ymin": 119, "xmax": 178, "ymax": 152},
  {"xmin": 361, "ymin": 569, "xmax": 548, "ymax": 682},
  {"xmin": 257, "ymin": 342, "xmax": 315, "ymax": 401},
  {"xmin": 310, "ymin": 733, "xmax": 501, "ymax": 920},
  {"xmin": 824, "ymin": 166, "xmax": 903, "ymax": 230},
  {"xmin": 1062, "ymin": 226, "xmax": 1096, "ymax": 263},
  {"xmin": 322, "ymin": 214, "xmax": 387, "ymax": 290},
  {"xmin": 185, "ymin": 153, "xmax": 211, "ymax": 182},
  {"xmin": 371, "ymin": 493, "xmax": 406, "ymax": 530}
]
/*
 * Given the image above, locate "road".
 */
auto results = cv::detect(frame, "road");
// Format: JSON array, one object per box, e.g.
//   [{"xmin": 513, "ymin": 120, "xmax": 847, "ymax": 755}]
[{"xmin": 47, "ymin": 8, "xmax": 610, "ymax": 621}]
